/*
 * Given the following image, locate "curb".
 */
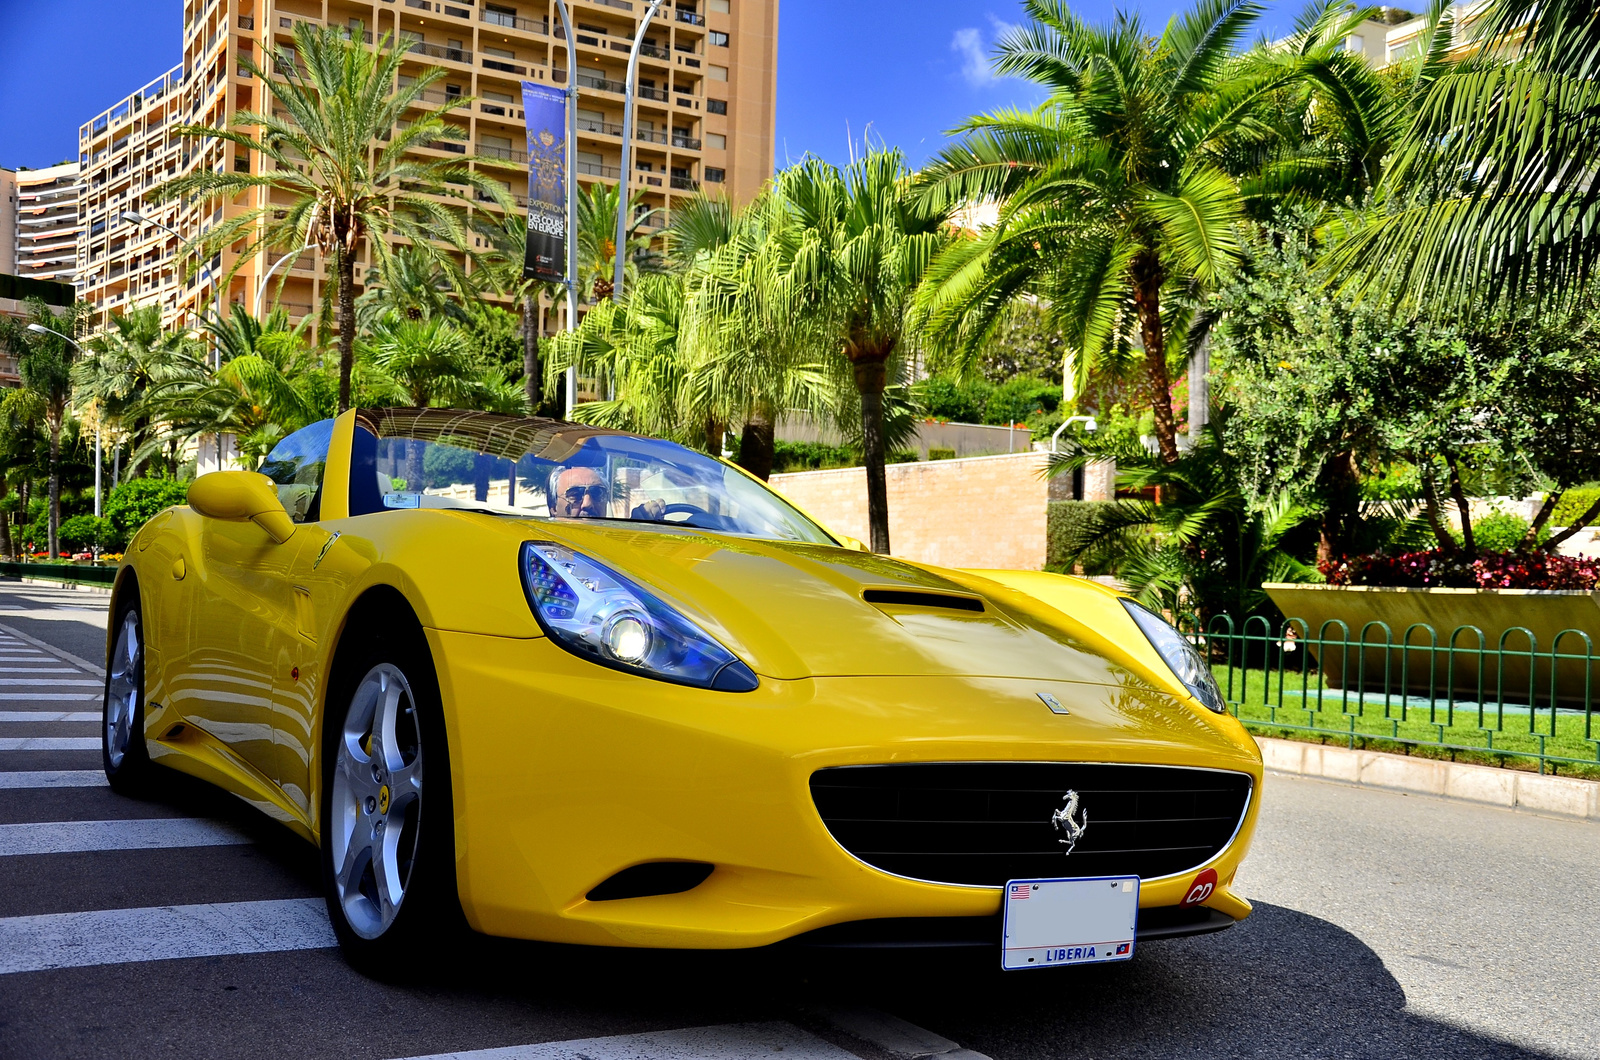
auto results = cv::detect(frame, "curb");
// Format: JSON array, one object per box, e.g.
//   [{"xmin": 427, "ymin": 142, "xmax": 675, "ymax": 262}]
[
  {"xmin": 1257, "ymin": 736, "xmax": 1600, "ymax": 822},
  {"xmin": 1, "ymin": 575, "xmax": 114, "ymax": 595}
]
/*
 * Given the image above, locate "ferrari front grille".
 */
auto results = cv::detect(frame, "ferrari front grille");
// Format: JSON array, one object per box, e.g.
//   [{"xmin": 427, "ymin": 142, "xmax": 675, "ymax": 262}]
[{"xmin": 810, "ymin": 762, "xmax": 1251, "ymax": 887}]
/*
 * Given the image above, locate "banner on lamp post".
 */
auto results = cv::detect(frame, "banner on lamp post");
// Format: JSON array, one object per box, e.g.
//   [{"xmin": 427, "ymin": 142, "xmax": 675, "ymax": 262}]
[{"xmin": 521, "ymin": 81, "xmax": 567, "ymax": 284}]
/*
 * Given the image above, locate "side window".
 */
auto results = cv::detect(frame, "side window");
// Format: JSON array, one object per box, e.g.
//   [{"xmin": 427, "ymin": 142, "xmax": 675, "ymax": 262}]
[{"xmin": 259, "ymin": 419, "xmax": 336, "ymax": 523}]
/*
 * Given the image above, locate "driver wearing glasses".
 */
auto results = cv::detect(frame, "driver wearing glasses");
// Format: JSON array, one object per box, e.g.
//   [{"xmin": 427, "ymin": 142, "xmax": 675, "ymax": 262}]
[{"xmin": 550, "ymin": 466, "xmax": 665, "ymax": 521}]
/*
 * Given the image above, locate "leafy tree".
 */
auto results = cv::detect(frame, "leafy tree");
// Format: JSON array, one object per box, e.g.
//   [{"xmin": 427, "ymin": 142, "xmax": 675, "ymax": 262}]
[
  {"xmin": 0, "ymin": 387, "xmax": 47, "ymax": 561},
  {"xmin": 160, "ymin": 22, "xmax": 506, "ymax": 411},
  {"xmin": 361, "ymin": 314, "xmax": 485, "ymax": 408},
  {"xmin": 0, "ymin": 298, "xmax": 91, "ymax": 558},
  {"xmin": 73, "ymin": 304, "xmax": 199, "ymax": 480}
]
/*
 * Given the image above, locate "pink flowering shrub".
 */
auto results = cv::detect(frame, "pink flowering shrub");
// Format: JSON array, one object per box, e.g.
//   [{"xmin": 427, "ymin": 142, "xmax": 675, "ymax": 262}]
[{"xmin": 1320, "ymin": 549, "xmax": 1600, "ymax": 590}]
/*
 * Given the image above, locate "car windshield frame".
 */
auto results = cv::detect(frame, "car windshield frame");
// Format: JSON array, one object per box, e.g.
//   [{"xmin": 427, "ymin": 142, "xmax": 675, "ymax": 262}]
[{"xmin": 346, "ymin": 408, "xmax": 838, "ymax": 546}]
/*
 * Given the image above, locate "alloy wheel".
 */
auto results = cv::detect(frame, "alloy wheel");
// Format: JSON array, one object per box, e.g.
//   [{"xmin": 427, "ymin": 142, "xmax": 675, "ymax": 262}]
[
  {"xmin": 105, "ymin": 610, "xmax": 141, "ymax": 770},
  {"xmin": 331, "ymin": 663, "xmax": 425, "ymax": 940}
]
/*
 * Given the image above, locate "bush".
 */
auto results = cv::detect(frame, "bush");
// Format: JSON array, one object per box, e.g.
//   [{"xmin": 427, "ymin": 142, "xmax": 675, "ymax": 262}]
[
  {"xmin": 105, "ymin": 477, "xmax": 192, "ymax": 542},
  {"xmin": 1552, "ymin": 486, "xmax": 1600, "ymax": 527},
  {"xmin": 1046, "ymin": 501, "xmax": 1119, "ymax": 574},
  {"xmin": 57, "ymin": 514, "xmax": 106, "ymax": 551},
  {"xmin": 1453, "ymin": 510, "xmax": 1544, "ymax": 552},
  {"xmin": 771, "ymin": 440, "xmax": 858, "ymax": 473},
  {"xmin": 1321, "ymin": 549, "xmax": 1600, "ymax": 590},
  {"xmin": 927, "ymin": 447, "xmax": 956, "ymax": 461}
]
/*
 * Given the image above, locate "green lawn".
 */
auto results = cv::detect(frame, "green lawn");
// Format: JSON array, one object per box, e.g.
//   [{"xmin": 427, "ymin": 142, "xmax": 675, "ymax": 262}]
[{"xmin": 1212, "ymin": 663, "xmax": 1600, "ymax": 780}]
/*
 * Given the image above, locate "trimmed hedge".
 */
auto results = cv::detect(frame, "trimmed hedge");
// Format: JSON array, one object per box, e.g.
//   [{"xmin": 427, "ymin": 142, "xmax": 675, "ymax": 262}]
[
  {"xmin": 1552, "ymin": 486, "xmax": 1600, "ymax": 527},
  {"xmin": 1047, "ymin": 501, "xmax": 1119, "ymax": 572},
  {"xmin": 0, "ymin": 561, "xmax": 117, "ymax": 585}
]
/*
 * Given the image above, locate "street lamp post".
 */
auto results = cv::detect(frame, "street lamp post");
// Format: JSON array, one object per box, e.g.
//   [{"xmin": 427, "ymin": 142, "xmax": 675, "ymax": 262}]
[
  {"xmin": 553, "ymin": 0, "xmax": 581, "ymax": 416},
  {"xmin": 120, "ymin": 210, "xmax": 225, "ymax": 354},
  {"xmin": 255, "ymin": 243, "xmax": 316, "ymax": 318},
  {"xmin": 613, "ymin": 0, "xmax": 669, "ymax": 302}
]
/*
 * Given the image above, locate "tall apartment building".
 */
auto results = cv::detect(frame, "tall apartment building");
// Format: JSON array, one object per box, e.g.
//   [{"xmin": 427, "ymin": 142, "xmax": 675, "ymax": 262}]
[
  {"xmin": 6, "ymin": 163, "xmax": 82, "ymax": 285},
  {"xmin": 78, "ymin": 0, "xmax": 778, "ymax": 334}
]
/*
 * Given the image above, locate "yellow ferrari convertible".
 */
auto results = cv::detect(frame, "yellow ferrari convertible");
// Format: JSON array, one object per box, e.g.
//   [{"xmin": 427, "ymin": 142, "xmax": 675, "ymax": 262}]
[{"xmin": 104, "ymin": 407, "xmax": 1261, "ymax": 970}]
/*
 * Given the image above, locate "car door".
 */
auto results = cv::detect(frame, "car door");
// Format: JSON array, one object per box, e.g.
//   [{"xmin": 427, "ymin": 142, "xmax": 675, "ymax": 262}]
[{"xmin": 185, "ymin": 514, "xmax": 305, "ymax": 786}]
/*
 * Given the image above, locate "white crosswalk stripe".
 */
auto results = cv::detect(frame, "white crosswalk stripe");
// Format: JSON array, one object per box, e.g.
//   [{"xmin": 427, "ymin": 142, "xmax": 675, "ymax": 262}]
[
  {"xmin": 0, "ymin": 898, "xmax": 336, "ymax": 975},
  {"xmin": 0, "ymin": 694, "xmax": 100, "ymax": 702},
  {"xmin": 0, "ymin": 685, "xmax": 103, "ymax": 694},
  {"xmin": 0, "ymin": 817, "xmax": 253, "ymax": 857},
  {"xmin": 0, "ymin": 737, "xmax": 100, "ymax": 750},
  {"xmin": 0, "ymin": 667, "xmax": 84, "ymax": 673},
  {"xmin": 0, "ymin": 712, "xmax": 99, "ymax": 722},
  {"xmin": 391, "ymin": 1023, "xmax": 861, "ymax": 1060},
  {"xmin": 0, "ymin": 770, "xmax": 107, "ymax": 788}
]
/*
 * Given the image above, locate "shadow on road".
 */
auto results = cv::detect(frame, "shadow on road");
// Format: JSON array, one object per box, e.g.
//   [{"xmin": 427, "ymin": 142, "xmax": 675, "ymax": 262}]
[{"xmin": 112, "ymin": 774, "xmax": 1562, "ymax": 1060}]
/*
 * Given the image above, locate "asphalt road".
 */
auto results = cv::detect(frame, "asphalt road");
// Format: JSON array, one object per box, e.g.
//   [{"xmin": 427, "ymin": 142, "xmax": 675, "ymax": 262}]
[{"xmin": 1, "ymin": 578, "xmax": 1596, "ymax": 1060}]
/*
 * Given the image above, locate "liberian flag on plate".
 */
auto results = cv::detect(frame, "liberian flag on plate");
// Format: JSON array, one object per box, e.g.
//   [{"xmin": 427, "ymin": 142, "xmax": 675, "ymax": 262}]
[{"xmin": 1009, "ymin": 883, "xmax": 1031, "ymax": 900}]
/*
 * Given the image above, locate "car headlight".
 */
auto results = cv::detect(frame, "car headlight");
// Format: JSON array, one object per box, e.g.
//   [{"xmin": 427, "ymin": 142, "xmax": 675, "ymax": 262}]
[
  {"xmin": 519, "ymin": 541, "xmax": 759, "ymax": 692},
  {"xmin": 1120, "ymin": 599, "xmax": 1227, "ymax": 714}
]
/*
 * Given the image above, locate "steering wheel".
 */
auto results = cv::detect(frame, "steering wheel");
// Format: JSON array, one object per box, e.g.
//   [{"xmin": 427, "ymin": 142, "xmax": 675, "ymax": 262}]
[{"xmin": 659, "ymin": 502, "xmax": 713, "ymax": 523}]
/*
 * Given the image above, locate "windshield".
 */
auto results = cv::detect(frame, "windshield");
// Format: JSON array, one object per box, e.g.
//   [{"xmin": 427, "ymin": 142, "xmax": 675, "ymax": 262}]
[{"xmin": 346, "ymin": 409, "xmax": 835, "ymax": 545}]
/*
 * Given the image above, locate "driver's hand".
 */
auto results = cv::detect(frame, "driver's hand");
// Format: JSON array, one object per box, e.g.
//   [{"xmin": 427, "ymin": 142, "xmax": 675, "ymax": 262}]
[{"xmin": 631, "ymin": 498, "xmax": 666, "ymax": 520}]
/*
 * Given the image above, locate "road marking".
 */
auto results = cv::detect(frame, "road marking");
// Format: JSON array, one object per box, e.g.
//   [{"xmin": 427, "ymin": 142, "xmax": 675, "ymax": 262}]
[
  {"xmin": 0, "ymin": 737, "xmax": 100, "ymax": 750},
  {"xmin": 0, "ymin": 667, "xmax": 84, "ymax": 673},
  {"xmin": 392, "ymin": 1023, "xmax": 862, "ymax": 1060},
  {"xmin": 0, "ymin": 694, "xmax": 100, "ymax": 702},
  {"xmin": 0, "ymin": 620, "xmax": 105, "ymax": 678},
  {"xmin": 0, "ymin": 771, "xmax": 106, "ymax": 788},
  {"xmin": 0, "ymin": 898, "xmax": 336, "ymax": 975},
  {"xmin": 0, "ymin": 817, "xmax": 252, "ymax": 856},
  {"xmin": 0, "ymin": 685, "xmax": 101, "ymax": 694},
  {"xmin": 0, "ymin": 712, "xmax": 99, "ymax": 722}
]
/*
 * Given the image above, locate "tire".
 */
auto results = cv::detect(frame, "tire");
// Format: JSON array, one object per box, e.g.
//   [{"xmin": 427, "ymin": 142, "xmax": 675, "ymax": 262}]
[
  {"xmin": 103, "ymin": 584, "xmax": 155, "ymax": 794},
  {"xmin": 320, "ymin": 629, "xmax": 462, "ymax": 973}
]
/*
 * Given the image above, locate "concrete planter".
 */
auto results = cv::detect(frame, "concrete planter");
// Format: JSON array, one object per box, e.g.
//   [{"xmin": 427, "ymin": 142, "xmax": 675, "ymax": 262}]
[{"xmin": 1261, "ymin": 583, "xmax": 1600, "ymax": 706}]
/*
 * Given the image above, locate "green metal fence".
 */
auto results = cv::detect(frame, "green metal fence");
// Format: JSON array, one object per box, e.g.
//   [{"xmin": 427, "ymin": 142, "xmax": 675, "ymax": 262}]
[{"xmin": 1184, "ymin": 614, "xmax": 1600, "ymax": 776}]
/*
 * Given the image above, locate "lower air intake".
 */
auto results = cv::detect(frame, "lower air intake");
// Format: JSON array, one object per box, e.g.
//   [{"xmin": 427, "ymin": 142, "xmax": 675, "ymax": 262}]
[{"xmin": 810, "ymin": 762, "xmax": 1251, "ymax": 887}]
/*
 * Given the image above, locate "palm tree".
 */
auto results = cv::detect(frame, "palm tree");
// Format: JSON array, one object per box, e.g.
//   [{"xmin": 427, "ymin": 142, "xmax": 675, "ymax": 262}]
[
  {"xmin": 355, "ymin": 242, "xmax": 473, "ymax": 329},
  {"xmin": 1331, "ymin": 0, "xmax": 1600, "ymax": 314},
  {"xmin": 74, "ymin": 304, "xmax": 203, "ymax": 477},
  {"xmin": 916, "ymin": 0, "xmax": 1315, "ymax": 464},
  {"xmin": 159, "ymin": 22, "xmax": 509, "ymax": 411},
  {"xmin": 473, "ymin": 209, "xmax": 565, "ymax": 410},
  {"xmin": 361, "ymin": 314, "xmax": 487, "ymax": 408},
  {"xmin": 135, "ymin": 315, "xmax": 325, "ymax": 470},
  {"xmin": 576, "ymin": 182, "xmax": 659, "ymax": 301},
  {"xmin": 0, "ymin": 298, "xmax": 90, "ymax": 559},
  {"xmin": 776, "ymin": 150, "xmax": 948, "ymax": 551}
]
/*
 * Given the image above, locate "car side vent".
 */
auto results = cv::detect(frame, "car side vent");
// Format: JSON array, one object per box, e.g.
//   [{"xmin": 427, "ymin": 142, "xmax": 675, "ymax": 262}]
[
  {"xmin": 862, "ymin": 589, "xmax": 984, "ymax": 613},
  {"xmin": 586, "ymin": 861, "xmax": 715, "ymax": 902}
]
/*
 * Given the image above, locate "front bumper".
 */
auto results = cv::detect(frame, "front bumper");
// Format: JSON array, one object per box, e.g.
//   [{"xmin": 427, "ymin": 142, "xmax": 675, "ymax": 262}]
[{"xmin": 428, "ymin": 629, "xmax": 1263, "ymax": 949}]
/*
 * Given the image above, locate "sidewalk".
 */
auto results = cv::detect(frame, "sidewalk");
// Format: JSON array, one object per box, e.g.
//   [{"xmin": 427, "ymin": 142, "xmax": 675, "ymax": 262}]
[{"xmin": 1258, "ymin": 736, "xmax": 1600, "ymax": 822}]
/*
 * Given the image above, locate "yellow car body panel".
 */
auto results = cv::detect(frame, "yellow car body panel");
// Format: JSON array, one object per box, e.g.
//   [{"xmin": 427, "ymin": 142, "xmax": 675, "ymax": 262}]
[{"xmin": 115, "ymin": 408, "xmax": 1262, "ymax": 949}]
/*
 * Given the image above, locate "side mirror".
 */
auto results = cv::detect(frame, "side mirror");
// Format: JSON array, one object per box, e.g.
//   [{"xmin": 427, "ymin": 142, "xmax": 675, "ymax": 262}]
[
  {"xmin": 188, "ymin": 471, "xmax": 297, "ymax": 544},
  {"xmin": 835, "ymin": 534, "xmax": 871, "ymax": 553}
]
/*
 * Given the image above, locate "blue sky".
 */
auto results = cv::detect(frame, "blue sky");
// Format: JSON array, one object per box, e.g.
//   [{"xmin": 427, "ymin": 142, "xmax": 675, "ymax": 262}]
[{"xmin": 0, "ymin": 0, "xmax": 1305, "ymax": 171}]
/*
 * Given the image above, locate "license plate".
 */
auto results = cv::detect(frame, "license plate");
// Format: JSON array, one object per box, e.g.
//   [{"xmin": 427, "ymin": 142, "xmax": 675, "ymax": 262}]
[{"xmin": 1001, "ymin": 876, "xmax": 1139, "ymax": 970}]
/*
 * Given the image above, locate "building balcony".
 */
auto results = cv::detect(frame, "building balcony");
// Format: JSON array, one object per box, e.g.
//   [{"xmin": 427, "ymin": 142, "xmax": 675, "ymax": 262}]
[
  {"xmin": 675, "ymin": 8, "xmax": 705, "ymax": 25},
  {"xmin": 482, "ymin": 57, "xmax": 527, "ymax": 74},
  {"xmin": 578, "ymin": 116, "xmax": 624, "ymax": 137},
  {"xmin": 477, "ymin": 143, "xmax": 530, "ymax": 164},
  {"xmin": 589, "ymin": 0, "xmax": 635, "ymax": 10},
  {"xmin": 407, "ymin": 41, "xmax": 474, "ymax": 64},
  {"xmin": 482, "ymin": 9, "xmax": 549, "ymax": 35},
  {"xmin": 669, "ymin": 175, "xmax": 699, "ymax": 191},
  {"xmin": 671, "ymin": 134, "xmax": 701, "ymax": 150},
  {"xmin": 577, "ymin": 160, "xmax": 622, "ymax": 179}
]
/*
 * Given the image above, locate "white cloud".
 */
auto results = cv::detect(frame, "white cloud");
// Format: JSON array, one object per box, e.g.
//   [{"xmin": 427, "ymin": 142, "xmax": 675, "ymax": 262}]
[
  {"xmin": 951, "ymin": 27, "xmax": 993, "ymax": 87},
  {"xmin": 951, "ymin": 15, "xmax": 1023, "ymax": 88}
]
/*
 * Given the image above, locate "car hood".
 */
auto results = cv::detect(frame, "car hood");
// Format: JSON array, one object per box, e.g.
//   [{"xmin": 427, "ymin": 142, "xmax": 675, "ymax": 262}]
[{"xmin": 521, "ymin": 521, "xmax": 1144, "ymax": 685}]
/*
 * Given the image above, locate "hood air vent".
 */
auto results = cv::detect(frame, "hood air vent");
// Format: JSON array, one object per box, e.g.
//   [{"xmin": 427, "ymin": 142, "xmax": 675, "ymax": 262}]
[{"xmin": 862, "ymin": 589, "xmax": 984, "ymax": 613}]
